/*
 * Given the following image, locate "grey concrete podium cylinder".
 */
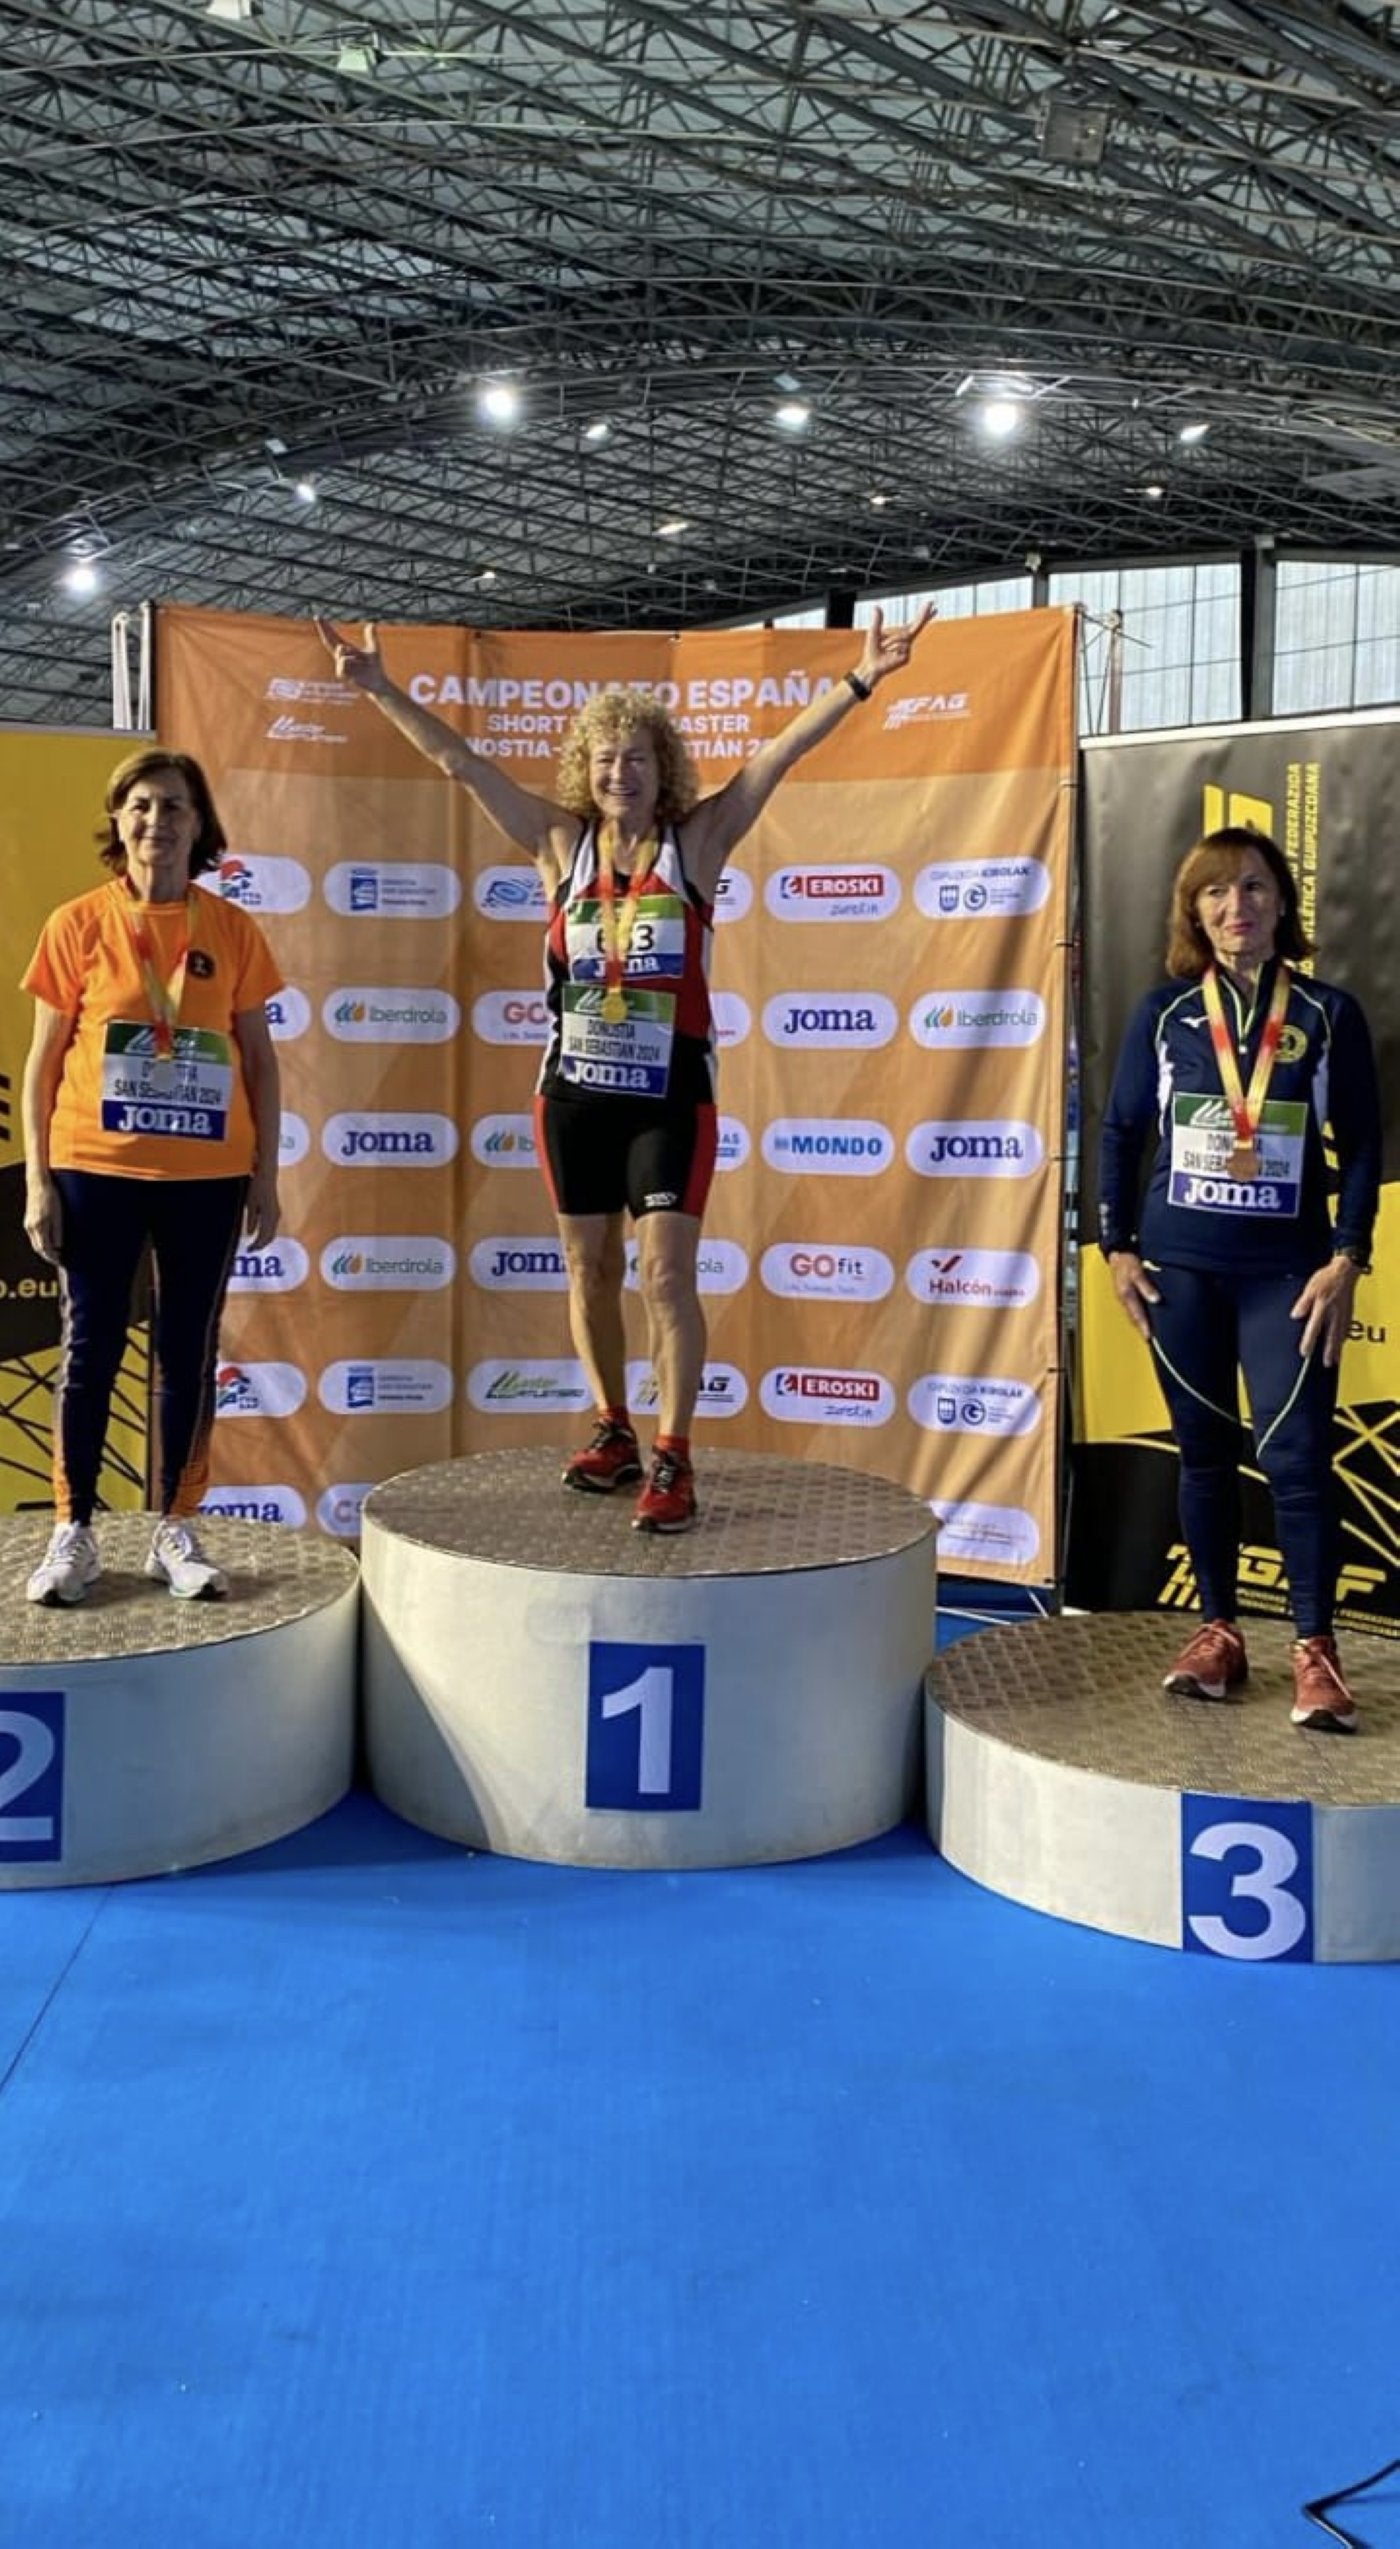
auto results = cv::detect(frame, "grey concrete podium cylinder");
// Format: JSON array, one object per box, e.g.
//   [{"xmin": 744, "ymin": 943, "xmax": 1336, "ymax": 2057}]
[
  {"xmin": 0, "ymin": 1516, "xmax": 357, "ymax": 1888},
  {"xmin": 362, "ymin": 1448, "xmax": 934, "ymax": 1868}
]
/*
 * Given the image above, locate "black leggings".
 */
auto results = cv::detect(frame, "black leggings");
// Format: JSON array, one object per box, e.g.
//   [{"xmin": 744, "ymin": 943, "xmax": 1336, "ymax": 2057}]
[{"xmin": 51, "ymin": 1170, "xmax": 247, "ymax": 1524}]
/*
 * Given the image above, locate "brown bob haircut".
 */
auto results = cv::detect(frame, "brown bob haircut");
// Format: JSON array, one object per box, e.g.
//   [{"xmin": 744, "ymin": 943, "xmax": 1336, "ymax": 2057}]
[
  {"xmin": 554, "ymin": 685, "xmax": 699, "ymax": 827},
  {"xmin": 96, "ymin": 749, "xmax": 228, "ymax": 879},
  {"xmin": 1166, "ymin": 825, "xmax": 1311, "ymax": 978}
]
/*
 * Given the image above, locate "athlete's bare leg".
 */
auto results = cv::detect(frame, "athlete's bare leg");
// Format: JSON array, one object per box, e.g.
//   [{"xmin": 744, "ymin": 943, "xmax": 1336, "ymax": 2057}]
[
  {"xmin": 558, "ymin": 1211, "xmax": 629, "ymax": 1410},
  {"xmin": 635, "ymin": 1211, "xmax": 705, "ymax": 1436}
]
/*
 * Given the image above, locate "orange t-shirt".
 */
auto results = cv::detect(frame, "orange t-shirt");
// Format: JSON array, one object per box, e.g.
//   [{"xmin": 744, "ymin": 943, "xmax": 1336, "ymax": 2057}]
[{"xmin": 23, "ymin": 877, "xmax": 284, "ymax": 1180}]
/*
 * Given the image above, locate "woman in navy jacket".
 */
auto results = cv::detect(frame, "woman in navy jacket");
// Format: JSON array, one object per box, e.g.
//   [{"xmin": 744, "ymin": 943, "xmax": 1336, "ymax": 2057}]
[{"xmin": 1098, "ymin": 826, "xmax": 1380, "ymax": 1733}]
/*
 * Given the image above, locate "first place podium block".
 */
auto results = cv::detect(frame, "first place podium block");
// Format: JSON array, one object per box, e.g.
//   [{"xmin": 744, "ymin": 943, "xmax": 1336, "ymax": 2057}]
[
  {"xmin": 0, "ymin": 1514, "xmax": 357, "ymax": 1888},
  {"xmin": 362, "ymin": 1448, "xmax": 934, "ymax": 1869}
]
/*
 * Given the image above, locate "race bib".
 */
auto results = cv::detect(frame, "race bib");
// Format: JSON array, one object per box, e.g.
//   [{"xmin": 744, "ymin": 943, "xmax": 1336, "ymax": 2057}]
[
  {"xmin": 564, "ymin": 891, "xmax": 688, "ymax": 985},
  {"xmin": 558, "ymin": 985, "xmax": 675, "ymax": 1097},
  {"xmin": 1168, "ymin": 1092, "xmax": 1306, "ymax": 1218},
  {"xmin": 101, "ymin": 1022, "xmax": 234, "ymax": 1142}
]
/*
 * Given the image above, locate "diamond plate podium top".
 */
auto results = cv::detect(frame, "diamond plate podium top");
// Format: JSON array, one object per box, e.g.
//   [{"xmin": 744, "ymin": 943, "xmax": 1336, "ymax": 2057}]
[
  {"xmin": 0, "ymin": 1515, "xmax": 357, "ymax": 1666},
  {"xmin": 362, "ymin": 1448, "xmax": 935, "ymax": 1582}
]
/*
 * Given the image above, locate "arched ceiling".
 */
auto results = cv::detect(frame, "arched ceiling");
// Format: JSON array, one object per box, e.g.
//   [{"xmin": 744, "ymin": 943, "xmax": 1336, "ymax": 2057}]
[{"xmin": 6, "ymin": 0, "xmax": 1400, "ymax": 723}]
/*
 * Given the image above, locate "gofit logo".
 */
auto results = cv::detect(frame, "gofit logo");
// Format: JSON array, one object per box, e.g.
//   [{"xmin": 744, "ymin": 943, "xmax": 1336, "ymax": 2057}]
[
  {"xmin": 278, "ymin": 1111, "xmax": 311, "ymax": 1167},
  {"xmin": 713, "ymin": 869, "xmax": 753, "ymax": 924},
  {"xmin": 908, "ymin": 1374, "xmax": 1042, "ymax": 1436},
  {"xmin": 915, "ymin": 858, "xmax": 1051, "ymax": 922},
  {"xmin": 324, "ymin": 988, "xmax": 459, "ymax": 1043},
  {"xmin": 906, "ymin": 1247, "xmax": 1040, "ymax": 1308},
  {"xmin": 265, "ymin": 987, "xmax": 312, "ymax": 1042},
  {"xmin": 932, "ymin": 1500, "xmax": 1040, "ymax": 1568},
  {"xmin": 760, "ymin": 1367, "xmax": 895, "ymax": 1426},
  {"xmin": 905, "ymin": 1121, "xmax": 1044, "ymax": 1179},
  {"xmin": 711, "ymin": 992, "xmax": 751, "ymax": 1047},
  {"xmin": 204, "ymin": 855, "xmax": 310, "ymax": 913},
  {"xmin": 766, "ymin": 866, "xmax": 900, "ymax": 922},
  {"xmin": 471, "ymin": 1114, "xmax": 539, "ymax": 1167},
  {"xmin": 624, "ymin": 1239, "xmax": 749, "ymax": 1295},
  {"xmin": 474, "ymin": 866, "xmax": 549, "ymax": 920},
  {"xmin": 716, "ymin": 1116, "xmax": 751, "ymax": 1171},
  {"xmin": 469, "ymin": 1238, "xmax": 569, "ymax": 1290},
  {"xmin": 319, "ymin": 1360, "xmax": 454, "ymax": 1415},
  {"xmin": 467, "ymin": 1359, "xmax": 592, "ymax": 1411},
  {"xmin": 627, "ymin": 1361, "xmax": 749, "ymax": 1417},
  {"xmin": 325, "ymin": 862, "xmax": 462, "ymax": 919},
  {"xmin": 320, "ymin": 1238, "xmax": 456, "ymax": 1291},
  {"xmin": 762, "ymin": 1119, "xmax": 894, "ymax": 1176},
  {"xmin": 761, "ymin": 1243, "xmax": 893, "ymax": 1301},
  {"xmin": 214, "ymin": 1361, "xmax": 307, "ymax": 1419},
  {"xmin": 226, "ymin": 1237, "xmax": 310, "ymax": 1293},
  {"xmin": 883, "ymin": 691, "xmax": 971, "ymax": 727},
  {"xmin": 199, "ymin": 1486, "xmax": 307, "ymax": 1527},
  {"xmin": 763, "ymin": 994, "xmax": 897, "ymax": 1049},
  {"xmin": 317, "ymin": 1485, "xmax": 373, "ymax": 1538},
  {"xmin": 910, "ymin": 992, "xmax": 1045, "ymax": 1049},
  {"xmin": 473, "ymin": 990, "xmax": 551, "ymax": 1044},
  {"xmin": 323, "ymin": 1112, "xmax": 459, "ymax": 1167}
]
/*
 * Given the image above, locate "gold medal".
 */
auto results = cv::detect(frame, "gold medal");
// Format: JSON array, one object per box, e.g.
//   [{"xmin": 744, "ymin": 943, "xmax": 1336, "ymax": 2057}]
[{"xmin": 601, "ymin": 988, "xmax": 628, "ymax": 1025}]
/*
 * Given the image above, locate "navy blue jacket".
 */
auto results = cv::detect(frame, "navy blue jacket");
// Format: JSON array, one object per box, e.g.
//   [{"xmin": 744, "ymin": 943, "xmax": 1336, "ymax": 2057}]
[{"xmin": 1098, "ymin": 957, "xmax": 1381, "ymax": 1275}]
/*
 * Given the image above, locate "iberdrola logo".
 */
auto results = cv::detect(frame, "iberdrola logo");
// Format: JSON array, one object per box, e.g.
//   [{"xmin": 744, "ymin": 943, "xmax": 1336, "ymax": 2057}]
[
  {"xmin": 329, "ymin": 1249, "xmax": 365, "ymax": 1277},
  {"xmin": 333, "ymin": 997, "xmax": 367, "ymax": 1025}
]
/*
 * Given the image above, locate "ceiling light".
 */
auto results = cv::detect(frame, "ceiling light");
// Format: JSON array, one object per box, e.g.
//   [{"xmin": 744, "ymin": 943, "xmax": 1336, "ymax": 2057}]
[
  {"xmin": 477, "ymin": 380, "xmax": 522, "ymax": 426},
  {"xmin": 657, "ymin": 518, "xmax": 689, "ymax": 538},
  {"xmin": 582, "ymin": 420, "xmax": 610, "ymax": 444},
  {"xmin": 1143, "ymin": 482, "xmax": 1165, "ymax": 501},
  {"xmin": 868, "ymin": 492, "xmax": 889, "ymax": 508},
  {"xmin": 980, "ymin": 399, "xmax": 1022, "ymax": 440},
  {"xmin": 206, "ymin": 0, "xmax": 261, "ymax": 20},
  {"xmin": 774, "ymin": 372, "xmax": 801, "ymax": 394},
  {"xmin": 294, "ymin": 478, "xmax": 317, "ymax": 504},
  {"xmin": 477, "ymin": 568, "xmax": 498, "ymax": 586},
  {"xmin": 1178, "ymin": 421, "xmax": 1210, "ymax": 445},
  {"xmin": 336, "ymin": 38, "xmax": 379, "ymax": 72},
  {"xmin": 775, "ymin": 401, "xmax": 810, "ymax": 431},
  {"xmin": 62, "ymin": 559, "xmax": 99, "ymax": 597},
  {"xmin": 1037, "ymin": 96, "xmax": 1109, "ymax": 168}
]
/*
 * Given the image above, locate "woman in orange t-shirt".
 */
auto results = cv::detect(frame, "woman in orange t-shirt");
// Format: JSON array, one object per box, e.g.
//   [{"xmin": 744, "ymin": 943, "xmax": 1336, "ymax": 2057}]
[{"xmin": 20, "ymin": 749, "xmax": 283, "ymax": 1606}]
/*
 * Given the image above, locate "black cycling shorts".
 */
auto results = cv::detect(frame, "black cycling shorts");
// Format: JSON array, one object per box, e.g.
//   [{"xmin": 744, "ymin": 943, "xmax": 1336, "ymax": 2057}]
[{"xmin": 535, "ymin": 1086, "xmax": 717, "ymax": 1220}]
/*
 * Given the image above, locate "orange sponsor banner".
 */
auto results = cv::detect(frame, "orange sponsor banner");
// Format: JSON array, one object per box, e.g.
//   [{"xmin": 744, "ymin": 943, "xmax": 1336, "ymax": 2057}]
[{"xmin": 158, "ymin": 605, "xmax": 1074, "ymax": 1579}]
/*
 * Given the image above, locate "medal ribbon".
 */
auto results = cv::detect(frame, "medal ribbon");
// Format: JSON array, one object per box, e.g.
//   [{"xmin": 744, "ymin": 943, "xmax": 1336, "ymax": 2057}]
[
  {"xmin": 117, "ymin": 884, "xmax": 194, "ymax": 1060},
  {"xmin": 1202, "ymin": 963, "xmax": 1291, "ymax": 1166},
  {"xmin": 596, "ymin": 825, "xmax": 659, "ymax": 1021}
]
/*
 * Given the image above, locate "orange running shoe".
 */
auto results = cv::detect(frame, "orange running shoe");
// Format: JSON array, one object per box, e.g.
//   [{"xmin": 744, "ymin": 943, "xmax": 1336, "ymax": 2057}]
[
  {"xmin": 632, "ymin": 1449, "xmax": 697, "ymax": 1535},
  {"xmin": 562, "ymin": 1418, "xmax": 644, "ymax": 1495},
  {"xmin": 1163, "ymin": 1618, "xmax": 1248, "ymax": 1701},
  {"xmin": 1289, "ymin": 1635, "xmax": 1359, "ymax": 1735}
]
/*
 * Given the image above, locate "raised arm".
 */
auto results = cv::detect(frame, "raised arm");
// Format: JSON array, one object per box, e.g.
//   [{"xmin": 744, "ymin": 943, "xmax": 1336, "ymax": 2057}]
[
  {"xmin": 680, "ymin": 602, "xmax": 936, "ymax": 897},
  {"xmin": 315, "ymin": 619, "xmax": 576, "ymax": 879}
]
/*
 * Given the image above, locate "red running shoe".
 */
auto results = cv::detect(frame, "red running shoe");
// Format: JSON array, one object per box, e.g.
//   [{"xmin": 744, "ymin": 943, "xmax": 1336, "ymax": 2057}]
[
  {"xmin": 561, "ymin": 1418, "xmax": 643, "ymax": 1495},
  {"xmin": 1163, "ymin": 1618, "xmax": 1248, "ymax": 1701},
  {"xmin": 632, "ymin": 1449, "xmax": 697, "ymax": 1535},
  {"xmin": 1289, "ymin": 1635, "xmax": 1359, "ymax": 1735}
]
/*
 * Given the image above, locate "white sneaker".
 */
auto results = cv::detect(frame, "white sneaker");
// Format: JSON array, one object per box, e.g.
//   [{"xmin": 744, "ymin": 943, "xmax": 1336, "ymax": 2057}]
[
  {"xmin": 26, "ymin": 1522, "xmax": 101, "ymax": 1607},
  {"xmin": 145, "ymin": 1519, "xmax": 228, "ymax": 1601}
]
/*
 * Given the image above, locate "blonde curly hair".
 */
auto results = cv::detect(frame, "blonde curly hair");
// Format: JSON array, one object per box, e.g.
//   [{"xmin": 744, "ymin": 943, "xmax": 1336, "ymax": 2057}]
[{"xmin": 555, "ymin": 685, "xmax": 699, "ymax": 824}]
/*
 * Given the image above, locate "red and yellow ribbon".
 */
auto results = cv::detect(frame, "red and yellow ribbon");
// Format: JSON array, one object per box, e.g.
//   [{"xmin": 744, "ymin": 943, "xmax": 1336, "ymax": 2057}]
[
  {"xmin": 1201, "ymin": 963, "xmax": 1291, "ymax": 1177},
  {"xmin": 596, "ymin": 825, "xmax": 658, "ymax": 1024}
]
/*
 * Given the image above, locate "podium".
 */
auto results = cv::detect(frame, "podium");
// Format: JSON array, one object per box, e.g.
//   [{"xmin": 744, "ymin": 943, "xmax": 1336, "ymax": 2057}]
[
  {"xmin": 0, "ymin": 1515, "xmax": 357, "ymax": 1888},
  {"xmin": 362, "ymin": 1448, "xmax": 934, "ymax": 1868}
]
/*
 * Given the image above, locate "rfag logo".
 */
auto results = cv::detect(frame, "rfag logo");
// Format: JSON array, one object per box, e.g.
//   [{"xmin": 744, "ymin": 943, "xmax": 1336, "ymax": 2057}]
[
  {"xmin": 759, "ymin": 1367, "xmax": 895, "ymax": 1426},
  {"xmin": 199, "ymin": 1486, "xmax": 307, "ymax": 1526},
  {"xmin": 471, "ymin": 1115, "xmax": 539, "ymax": 1167},
  {"xmin": 765, "ymin": 866, "xmax": 900, "ymax": 922},
  {"xmin": 204, "ymin": 855, "xmax": 311, "ymax": 914},
  {"xmin": 322, "ymin": 1113, "xmax": 459, "ymax": 1167},
  {"xmin": 760, "ymin": 1244, "xmax": 893, "ymax": 1302},
  {"xmin": 226, "ymin": 1237, "xmax": 310, "ymax": 1293},
  {"xmin": 214, "ymin": 1361, "xmax": 308, "ymax": 1419},
  {"xmin": 883, "ymin": 691, "xmax": 971, "ymax": 727},
  {"xmin": 905, "ymin": 1121, "xmax": 1045, "ymax": 1180},
  {"xmin": 628, "ymin": 1361, "xmax": 749, "ymax": 1417},
  {"xmin": 473, "ymin": 991, "xmax": 551, "ymax": 1045},
  {"xmin": 323, "ymin": 988, "xmax": 460, "ymax": 1043},
  {"xmin": 763, "ymin": 994, "xmax": 897, "ymax": 1049}
]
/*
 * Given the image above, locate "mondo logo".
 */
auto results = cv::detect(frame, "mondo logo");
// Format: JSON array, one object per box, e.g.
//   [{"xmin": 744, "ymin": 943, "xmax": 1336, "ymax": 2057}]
[
  {"xmin": 320, "ymin": 1237, "xmax": 456, "ymax": 1291},
  {"xmin": 471, "ymin": 1114, "xmax": 538, "ymax": 1167},
  {"xmin": 467, "ymin": 1359, "xmax": 592, "ymax": 1412},
  {"xmin": 472, "ymin": 990, "xmax": 551, "ymax": 1045},
  {"xmin": 909, "ymin": 991, "xmax": 1045, "ymax": 1049},
  {"xmin": 278, "ymin": 1111, "xmax": 311, "ymax": 1167},
  {"xmin": 214, "ymin": 1361, "xmax": 307, "ymax": 1419},
  {"xmin": 474, "ymin": 866, "xmax": 549, "ymax": 921},
  {"xmin": 915, "ymin": 858, "xmax": 1051, "ymax": 922},
  {"xmin": 763, "ymin": 993, "xmax": 897, "ymax": 1050},
  {"xmin": 323, "ymin": 1112, "xmax": 459, "ymax": 1167},
  {"xmin": 905, "ymin": 1121, "xmax": 1045, "ymax": 1180},
  {"xmin": 933, "ymin": 1500, "xmax": 1041, "ymax": 1568},
  {"xmin": 716, "ymin": 1116, "xmax": 751, "ymax": 1172},
  {"xmin": 765, "ymin": 865, "xmax": 900, "ymax": 922},
  {"xmin": 762, "ymin": 1119, "xmax": 894, "ymax": 1176},
  {"xmin": 317, "ymin": 1485, "xmax": 374, "ymax": 1538},
  {"xmin": 711, "ymin": 992, "xmax": 751, "ymax": 1048},
  {"xmin": 227, "ymin": 1237, "xmax": 310, "ymax": 1293},
  {"xmin": 325, "ymin": 862, "xmax": 462, "ymax": 919},
  {"xmin": 319, "ymin": 1360, "xmax": 453, "ymax": 1415},
  {"xmin": 908, "ymin": 1374, "xmax": 1042, "ymax": 1436},
  {"xmin": 760, "ymin": 1367, "xmax": 895, "ymax": 1426},
  {"xmin": 906, "ymin": 1247, "xmax": 1040, "ymax": 1308},
  {"xmin": 761, "ymin": 1243, "xmax": 893, "ymax": 1302},
  {"xmin": 323, "ymin": 988, "xmax": 460, "ymax": 1044},
  {"xmin": 199, "ymin": 1486, "xmax": 307, "ymax": 1527},
  {"xmin": 627, "ymin": 1361, "xmax": 749, "ymax": 1417},
  {"xmin": 712, "ymin": 869, "xmax": 753, "ymax": 924},
  {"xmin": 264, "ymin": 987, "xmax": 311, "ymax": 1042},
  {"xmin": 205, "ymin": 855, "xmax": 310, "ymax": 914},
  {"xmin": 469, "ymin": 1238, "xmax": 569, "ymax": 1290}
]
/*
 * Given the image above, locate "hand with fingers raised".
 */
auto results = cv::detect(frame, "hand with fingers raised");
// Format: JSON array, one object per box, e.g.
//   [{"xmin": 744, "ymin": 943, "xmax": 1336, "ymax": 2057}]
[{"xmin": 315, "ymin": 617, "xmax": 391, "ymax": 697}]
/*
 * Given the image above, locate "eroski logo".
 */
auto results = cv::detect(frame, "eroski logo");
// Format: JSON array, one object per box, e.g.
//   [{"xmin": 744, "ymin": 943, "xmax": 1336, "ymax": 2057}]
[
  {"xmin": 760, "ymin": 1367, "xmax": 895, "ymax": 1426},
  {"xmin": 763, "ymin": 993, "xmax": 896, "ymax": 1050},
  {"xmin": 762, "ymin": 1118, "xmax": 894, "ymax": 1176},
  {"xmin": 200, "ymin": 1486, "xmax": 307, "ymax": 1527},
  {"xmin": 905, "ymin": 1121, "xmax": 1045, "ymax": 1180},
  {"xmin": 765, "ymin": 865, "xmax": 900, "ymax": 922},
  {"xmin": 323, "ymin": 1112, "xmax": 459, "ymax": 1167},
  {"xmin": 470, "ymin": 1238, "xmax": 569, "ymax": 1291},
  {"xmin": 214, "ymin": 1361, "xmax": 307, "ymax": 1419},
  {"xmin": 761, "ymin": 1243, "xmax": 892, "ymax": 1302},
  {"xmin": 226, "ymin": 1236, "xmax": 310, "ymax": 1293}
]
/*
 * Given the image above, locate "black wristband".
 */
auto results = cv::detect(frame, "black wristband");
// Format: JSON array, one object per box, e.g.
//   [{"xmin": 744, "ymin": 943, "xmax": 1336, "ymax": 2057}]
[
  {"xmin": 1337, "ymin": 1244, "xmax": 1372, "ymax": 1275},
  {"xmin": 845, "ymin": 670, "xmax": 872, "ymax": 702}
]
